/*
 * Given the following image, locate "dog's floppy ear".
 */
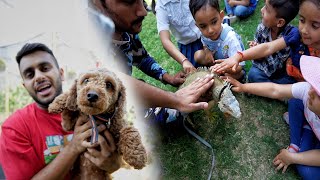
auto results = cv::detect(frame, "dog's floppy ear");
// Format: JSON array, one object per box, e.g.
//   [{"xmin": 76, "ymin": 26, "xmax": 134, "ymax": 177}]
[
  {"xmin": 66, "ymin": 79, "xmax": 78, "ymax": 111},
  {"xmin": 116, "ymin": 80, "xmax": 126, "ymax": 115}
]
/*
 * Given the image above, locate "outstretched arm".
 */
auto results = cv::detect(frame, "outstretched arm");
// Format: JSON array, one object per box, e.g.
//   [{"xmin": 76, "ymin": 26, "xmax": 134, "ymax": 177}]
[
  {"xmin": 224, "ymin": 76, "xmax": 293, "ymax": 100},
  {"xmin": 132, "ymin": 34, "xmax": 185, "ymax": 87},
  {"xmin": 159, "ymin": 30, "xmax": 196, "ymax": 73},
  {"xmin": 229, "ymin": 0, "xmax": 250, "ymax": 7},
  {"xmin": 212, "ymin": 37, "xmax": 286, "ymax": 73},
  {"xmin": 273, "ymin": 149, "xmax": 320, "ymax": 173},
  {"xmin": 173, "ymin": 75, "xmax": 214, "ymax": 112},
  {"xmin": 285, "ymin": 149, "xmax": 320, "ymax": 166},
  {"xmin": 84, "ymin": 130, "xmax": 122, "ymax": 174},
  {"xmin": 118, "ymin": 73, "xmax": 214, "ymax": 113}
]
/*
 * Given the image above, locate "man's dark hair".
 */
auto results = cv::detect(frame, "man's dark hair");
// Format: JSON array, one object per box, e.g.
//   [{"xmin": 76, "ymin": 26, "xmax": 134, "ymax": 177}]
[
  {"xmin": 269, "ymin": 0, "xmax": 299, "ymax": 26},
  {"xmin": 99, "ymin": 0, "xmax": 107, "ymax": 10},
  {"xmin": 189, "ymin": 0, "xmax": 220, "ymax": 17},
  {"xmin": 300, "ymin": 0, "xmax": 320, "ymax": 9},
  {"xmin": 16, "ymin": 43, "xmax": 59, "ymax": 68}
]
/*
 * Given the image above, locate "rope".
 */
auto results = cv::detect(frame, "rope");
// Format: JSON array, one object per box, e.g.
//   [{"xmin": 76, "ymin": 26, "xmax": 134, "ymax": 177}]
[{"xmin": 183, "ymin": 118, "xmax": 215, "ymax": 180}]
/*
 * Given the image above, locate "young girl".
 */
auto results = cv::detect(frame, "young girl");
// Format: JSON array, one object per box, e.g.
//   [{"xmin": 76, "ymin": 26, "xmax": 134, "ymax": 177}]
[
  {"xmin": 189, "ymin": 0, "xmax": 245, "ymax": 80},
  {"xmin": 156, "ymin": 0, "xmax": 203, "ymax": 73},
  {"xmin": 226, "ymin": 55, "xmax": 320, "ymax": 178}
]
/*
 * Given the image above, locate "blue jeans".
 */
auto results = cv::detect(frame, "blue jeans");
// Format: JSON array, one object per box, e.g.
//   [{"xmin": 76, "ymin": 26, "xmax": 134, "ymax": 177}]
[
  {"xmin": 248, "ymin": 65, "xmax": 296, "ymax": 84},
  {"xmin": 178, "ymin": 38, "xmax": 203, "ymax": 68},
  {"xmin": 145, "ymin": 107, "xmax": 186, "ymax": 131},
  {"xmin": 288, "ymin": 99, "xmax": 320, "ymax": 179},
  {"xmin": 288, "ymin": 99, "xmax": 305, "ymax": 147},
  {"xmin": 224, "ymin": 0, "xmax": 255, "ymax": 18},
  {"xmin": 295, "ymin": 129, "xmax": 320, "ymax": 179}
]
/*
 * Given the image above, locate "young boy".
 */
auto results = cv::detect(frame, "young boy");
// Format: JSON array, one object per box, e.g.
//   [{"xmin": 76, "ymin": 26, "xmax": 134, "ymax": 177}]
[
  {"xmin": 213, "ymin": 0, "xmax": 301, "ymax": 84},
  {"xmin": 225, "ymin": 55, "xmax": 320, "ymax": 178},
  {"xmin": 212, "ymin": 0, "xmax": 319, "ymax": 131},
  {"xmin": 189, "ymin": 0, "xmax": 245, "ymax": 80}
]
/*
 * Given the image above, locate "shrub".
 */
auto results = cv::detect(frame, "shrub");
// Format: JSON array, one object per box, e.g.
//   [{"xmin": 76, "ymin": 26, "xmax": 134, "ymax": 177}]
[
  {"xmin": 0, "ymin": 85, "xmax": 32, "ymax": 113},
  {"xmin": 0, "ymin": 59, "xmax": 6, "ymax": 72}
]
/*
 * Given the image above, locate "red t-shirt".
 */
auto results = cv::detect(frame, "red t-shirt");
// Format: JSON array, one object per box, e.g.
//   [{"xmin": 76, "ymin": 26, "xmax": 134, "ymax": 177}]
[{"xmin": 0, "ymin": 103, "xmax": 73, "ymax": 180}]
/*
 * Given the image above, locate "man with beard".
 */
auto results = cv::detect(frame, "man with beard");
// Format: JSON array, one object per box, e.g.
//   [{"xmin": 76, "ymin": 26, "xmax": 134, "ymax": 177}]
[
  {"xmin": 0, "ymin": 43, "xmax": 121, "ymax": 179},
  {"xmin": 93, "ymin": 0, "xmax": 186, "ymax": 87}
]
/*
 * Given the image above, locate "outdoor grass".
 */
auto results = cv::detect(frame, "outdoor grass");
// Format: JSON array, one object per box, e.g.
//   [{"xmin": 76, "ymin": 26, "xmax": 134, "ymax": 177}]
[{"xmin": 134, "ymin": 0, "xmax": 300, "ymax": 179}]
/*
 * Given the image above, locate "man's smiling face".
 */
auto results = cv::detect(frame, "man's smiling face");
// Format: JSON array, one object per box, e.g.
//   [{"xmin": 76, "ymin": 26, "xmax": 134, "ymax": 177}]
[{"xmin": 19, "ymin": 51, "xmax": 64, "ymax": 109}]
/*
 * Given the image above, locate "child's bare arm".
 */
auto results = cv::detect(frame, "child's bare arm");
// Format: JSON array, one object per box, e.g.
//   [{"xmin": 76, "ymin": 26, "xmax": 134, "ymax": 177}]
[
  {"xmin": 273, "ymin": 149, "xmax": 320, "ymax": 173},
  {"xmin": 224, "ymin": 77, "xmax": 294, "ymax": 100},
  {"xmin": 230, "ymin": 0, "xmax": 250, "ymax": 7},
  {"xmin": 213, "ymin": 38, "xmax": 287, "ymax": 73},
  {"xmin": 292, "ymin": 150, "xmax": 320, "ymax": 166},
  {"xmin": 159, "ymin": 30, "xmax": 196, "ymax": 73}
]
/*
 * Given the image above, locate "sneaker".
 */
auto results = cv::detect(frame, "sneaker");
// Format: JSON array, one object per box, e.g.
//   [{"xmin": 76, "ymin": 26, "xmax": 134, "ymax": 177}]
[
  {"xmin": 223, "ymin": 16, "xmax": 231, "ymax": 26},
  {"xmin": 229, "ymin": 15, "xmax": 239, "ymax": 24},
  {"xmin": 283, "ymin": 112, "xmax": 289, "ymax": 124}
]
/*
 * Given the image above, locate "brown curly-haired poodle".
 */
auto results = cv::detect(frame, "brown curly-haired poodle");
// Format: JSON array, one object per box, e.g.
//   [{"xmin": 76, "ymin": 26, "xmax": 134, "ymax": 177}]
[{"xmin": 49, "ymin": 68, "xmax": 147, "ymax": 179}]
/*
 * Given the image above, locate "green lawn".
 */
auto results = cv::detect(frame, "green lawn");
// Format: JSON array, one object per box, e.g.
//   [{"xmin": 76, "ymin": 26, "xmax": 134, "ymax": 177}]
[{"xmin": 135, "ymin": 0, "xmax": 300, "ymax": 179}]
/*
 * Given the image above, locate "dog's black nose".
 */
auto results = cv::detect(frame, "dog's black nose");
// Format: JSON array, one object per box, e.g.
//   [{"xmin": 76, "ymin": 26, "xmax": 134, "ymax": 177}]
[{"xmin": 87, "ymin": 91, "xmax": 99, "ymax": 102}]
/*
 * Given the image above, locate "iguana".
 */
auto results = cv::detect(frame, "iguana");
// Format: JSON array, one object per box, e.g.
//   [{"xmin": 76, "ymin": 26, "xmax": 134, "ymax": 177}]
[{"xmin": 179, "ymin": 67, "xmax": 241, "ymax": 119}]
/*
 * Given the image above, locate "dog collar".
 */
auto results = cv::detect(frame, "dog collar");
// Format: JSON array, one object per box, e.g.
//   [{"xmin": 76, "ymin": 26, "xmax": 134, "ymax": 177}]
[
  {"xmin": 88, "ymin": 108, "xmax": 117, "ymax": 144},
  {"xmin": 89, "ymin": 115, "xmax": 99, "ymax": 144},
  {"xmin": 94, "ymin": 108, "xmax": 117, "ymax": 129}
]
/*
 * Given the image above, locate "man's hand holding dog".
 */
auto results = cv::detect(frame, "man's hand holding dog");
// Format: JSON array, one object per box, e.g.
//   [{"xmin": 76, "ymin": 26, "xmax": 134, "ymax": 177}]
[
  {"xmin": 84, "ymin": 130, "xmax": 122, "ymax": 173},
  {"xmin": 69, "ymin": 115, "xmax": 106, "ymax": 155}
]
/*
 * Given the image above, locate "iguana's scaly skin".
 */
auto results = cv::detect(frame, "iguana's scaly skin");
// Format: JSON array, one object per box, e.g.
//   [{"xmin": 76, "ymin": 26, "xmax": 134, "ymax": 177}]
[{"xmin": 179, "ymin": 67, "xmax": 241, "ymax": 118}]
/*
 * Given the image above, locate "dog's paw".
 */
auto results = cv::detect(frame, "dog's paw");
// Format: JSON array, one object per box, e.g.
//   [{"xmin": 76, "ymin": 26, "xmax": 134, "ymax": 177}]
[
  {"xmin": 118, "ymin": 126, "xmax": 147, "ymax": 169},
  {"xmin": 48, "ymin": 93, "xmax": 69, "ymax": 113},
  {"xmin": 48, "ymin": 104, "xmax": 62, "ymax": 114}
]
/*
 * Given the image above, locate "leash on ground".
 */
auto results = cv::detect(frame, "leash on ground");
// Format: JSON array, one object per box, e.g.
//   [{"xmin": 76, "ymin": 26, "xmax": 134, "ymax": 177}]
[
  {"xmin": 144, "ymin": 107, "xmax": 215, "ymax": 179},
  {"xmin": 183, "ymin": 118, "xmax": 215, "ymax": 180}
]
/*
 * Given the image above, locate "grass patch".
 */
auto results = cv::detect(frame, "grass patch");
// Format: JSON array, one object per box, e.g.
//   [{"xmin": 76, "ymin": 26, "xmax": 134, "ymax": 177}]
[{"xmin": 135, "ymin": 0, "xmax": 300, "ymax": 179}]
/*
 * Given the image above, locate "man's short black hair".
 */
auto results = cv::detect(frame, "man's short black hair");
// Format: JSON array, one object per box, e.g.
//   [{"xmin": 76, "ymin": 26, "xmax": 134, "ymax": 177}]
[
  {"xmin": 16, "ymin": 43, "xmax": 59, "ymax": 68},
  {"xmin": 269, "ymin": 0, "xmax": 299, "ymax": 26},
  {"xmin": 189, "ymin": 0, "xmax": 220, "ymax": 18}
]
